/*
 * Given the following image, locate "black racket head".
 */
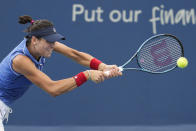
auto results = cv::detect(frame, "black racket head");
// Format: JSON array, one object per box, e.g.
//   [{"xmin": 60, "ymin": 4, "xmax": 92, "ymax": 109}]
[{"xmin": 137, "ymin": 34, "xmax": 184, "ymax": 73}]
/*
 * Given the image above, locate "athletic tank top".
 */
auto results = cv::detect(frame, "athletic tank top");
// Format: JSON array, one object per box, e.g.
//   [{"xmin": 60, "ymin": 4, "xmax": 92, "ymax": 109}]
[{"xmin": 0, "ymin": 38, "xmax": 46, "ymax": 105}]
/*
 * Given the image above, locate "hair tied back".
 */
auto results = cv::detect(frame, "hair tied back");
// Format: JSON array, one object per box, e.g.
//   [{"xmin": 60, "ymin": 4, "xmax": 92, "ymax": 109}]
[{"xmin": 31, "ymin": 20, "xmax": 35, "ymax": 24}]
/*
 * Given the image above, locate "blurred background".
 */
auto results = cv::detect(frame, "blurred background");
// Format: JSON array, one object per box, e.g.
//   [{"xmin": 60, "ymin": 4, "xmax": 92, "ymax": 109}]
[{"xmin": 0, "ymin": 0, "xmax": 195, "ymax": 130}]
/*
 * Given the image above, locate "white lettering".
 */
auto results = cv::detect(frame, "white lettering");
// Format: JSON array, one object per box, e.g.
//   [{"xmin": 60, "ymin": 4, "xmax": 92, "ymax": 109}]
[
  {"xmin": 175, "ymin": 9, "xmax": 186, "ymax": 25},
  {"xmin": 72, "ymin": 4, "xmax": 104, "ymax": 22},
  {"xmin": 96, "ymin": 7, "xmax": 104, "ymax": 22},
  {"xmin": 186, "ymin": 9, "xmax": 196, "ymax": 24},
  {"xmin": 72, "ymin": 4, "xmax": 84, "ymax": 22},
  {"xmin": 134, "ymin": 10, "xmax": 142, "ymax": 22},
  {"xmin": 109, "ymin": 10, "xmax": 121, "ymax": 23},
  {"xmin": 122, "ymin": 10, "xmax": 133, "ymax": 23},
  {"xmin": 149, "ymin": 6, "xmax": 160, "ymax": 34},
  {"xmin": 110, "ymin": 9, "xmax": 142, "ymax": 23},
  {"xmin": 149, "ymin": 5, "xmax": 196, "ymax": 34},
  {"xmin": 165, "ymin": 10, "xmax": 174, "ymax": 24}
]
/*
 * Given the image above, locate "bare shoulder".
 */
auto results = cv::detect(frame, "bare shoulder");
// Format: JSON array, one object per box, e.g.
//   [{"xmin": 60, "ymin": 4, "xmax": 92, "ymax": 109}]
[
  {"xmin": 13, "ymin": 55, "xmax": 33, "ymax": 67},
  {"xmin": 12, "ymin": 55, "xmax": 36, "ymax": 75}
]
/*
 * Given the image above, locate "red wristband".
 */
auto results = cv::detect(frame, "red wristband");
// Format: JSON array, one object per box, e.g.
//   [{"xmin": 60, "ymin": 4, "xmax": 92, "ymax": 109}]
[
  {"xmin": 90, "ymin": 58, "xmax": 102, "ymax": 70},
  {"xmin": 73, "ymin": 72, "xmax": 87, "ymax": 87}
]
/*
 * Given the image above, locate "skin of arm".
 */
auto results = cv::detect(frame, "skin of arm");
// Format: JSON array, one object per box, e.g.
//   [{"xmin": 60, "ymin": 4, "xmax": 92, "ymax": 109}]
[
  {"xmin": 12, "ymin": 55, "xmax": 89, "ymax": 97},
  {"xmin": 54, "ymin": 42, "xmax": 108, "ymax": 70},
  {"xmin": 12, "ymin": 55, "xmax": 105, "ymax": 97},
  {"xmin": 54, "ymin": 42, "xmax": 93, "ymax": 67},
  {"xmin": 11, "ymin": 42, "xmax": 120, "ymax": 97},
  {"xmin": 53, "ymin": 42, "xmax": 121, "ymax": 77}
]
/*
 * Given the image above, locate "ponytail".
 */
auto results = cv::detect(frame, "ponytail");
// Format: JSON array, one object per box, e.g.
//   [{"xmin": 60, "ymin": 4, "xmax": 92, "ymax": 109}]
[
  {"xmin": 18, "ymin": 15, "xmax": 54, "ymax": 45},
  {"xmin": 18, "ymin": 15, "xmax": 33, "ymax": 25}
]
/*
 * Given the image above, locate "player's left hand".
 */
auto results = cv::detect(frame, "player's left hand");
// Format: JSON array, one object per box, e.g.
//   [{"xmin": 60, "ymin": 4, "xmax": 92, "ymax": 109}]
[{"xmin": 100, "ymin": 64, "xmax": 122, "ymax": 78}]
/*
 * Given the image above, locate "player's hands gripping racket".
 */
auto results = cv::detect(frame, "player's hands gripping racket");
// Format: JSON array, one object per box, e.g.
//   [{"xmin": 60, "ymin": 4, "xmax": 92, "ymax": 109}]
[{"xmin": 105, "ymin": 34, "xmax": 184, "ymax": 75}]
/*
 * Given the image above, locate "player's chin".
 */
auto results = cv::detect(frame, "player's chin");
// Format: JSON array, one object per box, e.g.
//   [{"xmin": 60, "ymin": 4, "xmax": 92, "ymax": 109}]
[{"xmin": 44, "ymin": 53, "xmax": 52, "ymax": 58}]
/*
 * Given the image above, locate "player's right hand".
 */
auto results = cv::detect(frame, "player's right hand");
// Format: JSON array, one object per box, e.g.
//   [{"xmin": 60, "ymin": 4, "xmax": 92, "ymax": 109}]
[{"xmin": 88, "ymin": 70, "xmax": 105, "ymax": 83}]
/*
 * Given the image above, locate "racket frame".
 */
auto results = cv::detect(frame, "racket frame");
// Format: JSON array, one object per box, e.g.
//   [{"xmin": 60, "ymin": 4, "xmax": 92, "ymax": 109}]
[{"xmin": 120, "ymin": 34, "xmax": 184, "ymax": 74}]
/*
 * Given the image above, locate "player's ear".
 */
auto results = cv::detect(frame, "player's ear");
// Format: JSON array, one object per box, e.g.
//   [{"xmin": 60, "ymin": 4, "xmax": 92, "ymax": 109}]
[{"xmin": 31, "ymin": 36, "xmax": 39, "ymax": 45}]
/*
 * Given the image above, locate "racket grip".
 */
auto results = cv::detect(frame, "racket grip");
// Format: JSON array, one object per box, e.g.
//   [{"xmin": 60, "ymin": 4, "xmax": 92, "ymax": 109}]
[{"xmin": 104, "ymin": 66, "xmax": 123, "ymax": 76}]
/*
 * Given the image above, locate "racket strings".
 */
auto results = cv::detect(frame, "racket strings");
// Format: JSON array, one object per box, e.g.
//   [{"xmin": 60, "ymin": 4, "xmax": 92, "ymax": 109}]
[
  {"xmin": 144, "ymin": 40, "xmax": 180, "ymax": 71},
  {"xmin": 138, "ymin": 36, "xmax": 182, "ymax": 73}
]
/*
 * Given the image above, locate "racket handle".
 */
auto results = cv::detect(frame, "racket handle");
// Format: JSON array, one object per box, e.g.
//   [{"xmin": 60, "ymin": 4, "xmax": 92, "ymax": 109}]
[{"xmin": 104, "ymin": 66, "xmax": 123, "ymax": 76}]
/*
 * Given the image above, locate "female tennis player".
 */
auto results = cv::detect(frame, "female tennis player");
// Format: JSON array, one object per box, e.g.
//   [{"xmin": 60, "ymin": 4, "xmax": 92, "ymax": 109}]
[{"xmin": 0, "ymin": 15, "xmax": 122, "ymax": 130}]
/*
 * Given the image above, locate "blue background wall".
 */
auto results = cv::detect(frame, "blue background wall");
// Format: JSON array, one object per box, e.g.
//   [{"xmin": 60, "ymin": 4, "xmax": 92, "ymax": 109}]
[{"xmin": 0, "ymin": 0, "xmax": 196, "ymax": 127}]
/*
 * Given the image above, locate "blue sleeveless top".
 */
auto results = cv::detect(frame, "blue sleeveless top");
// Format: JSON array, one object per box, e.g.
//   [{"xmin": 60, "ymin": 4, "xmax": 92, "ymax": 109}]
[{"xmin": 0, "ymin": 39, "xmax": 46, "ymax": 106}]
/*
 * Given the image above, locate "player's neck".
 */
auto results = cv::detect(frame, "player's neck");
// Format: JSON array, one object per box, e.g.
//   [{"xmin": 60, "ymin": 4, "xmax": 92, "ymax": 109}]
[{"xmin": 27, "ymin": 44, "xmax": 41, "ymax": 61}]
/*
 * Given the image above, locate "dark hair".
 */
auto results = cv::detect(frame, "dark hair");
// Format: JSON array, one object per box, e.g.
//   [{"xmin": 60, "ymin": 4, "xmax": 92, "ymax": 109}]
[{"xmin": 18, "ymin": 15, "xmax": 53, "ymax": 45}]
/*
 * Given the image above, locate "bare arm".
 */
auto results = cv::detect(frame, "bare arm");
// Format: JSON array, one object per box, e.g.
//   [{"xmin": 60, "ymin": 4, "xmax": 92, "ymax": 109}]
[
  {"xmin": 53, "ymin": 42, "xmax": 122, "ymax": 77},
  {"xmin": 12, "ymin": 55, "xmax": 79, "ymax": 96},
  {"xmin": 12, "ymin": 55, "xmax": 105, "ymax": 97},
  {"xmin": 53, "ymin": 42, "xmax": 106, "ymax": 70}
]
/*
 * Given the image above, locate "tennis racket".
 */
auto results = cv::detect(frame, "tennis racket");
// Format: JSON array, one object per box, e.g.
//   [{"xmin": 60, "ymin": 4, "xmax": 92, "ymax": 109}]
[{"xmin": 105, "ymin": 34, "xmax": 184, "ymax": 75}]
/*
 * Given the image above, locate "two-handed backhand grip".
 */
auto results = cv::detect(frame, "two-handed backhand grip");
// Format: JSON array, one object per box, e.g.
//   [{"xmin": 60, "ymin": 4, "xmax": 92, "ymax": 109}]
[{"xmin": 104, "ymin": 66, "xmax": 123, "ymax": 76}]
